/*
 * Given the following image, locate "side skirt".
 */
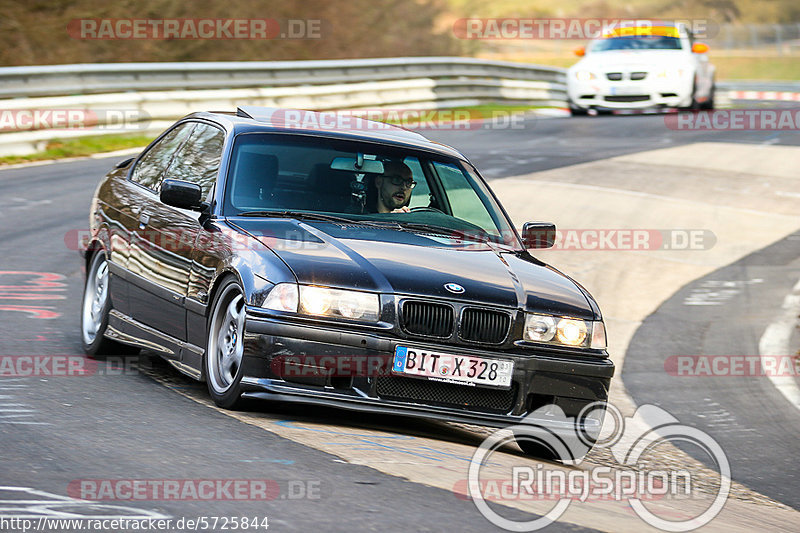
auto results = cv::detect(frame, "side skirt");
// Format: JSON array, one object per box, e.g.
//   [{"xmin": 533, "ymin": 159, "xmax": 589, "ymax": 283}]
[{"xmin": 106, "ymin": 310, "xmax": 204, "ymax": 381}]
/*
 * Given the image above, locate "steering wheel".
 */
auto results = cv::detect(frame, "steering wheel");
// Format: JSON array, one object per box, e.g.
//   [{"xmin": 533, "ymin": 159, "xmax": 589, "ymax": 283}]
[{"xmin": 409, "ymin": 206, "xmax": 445, "ymax": 214}]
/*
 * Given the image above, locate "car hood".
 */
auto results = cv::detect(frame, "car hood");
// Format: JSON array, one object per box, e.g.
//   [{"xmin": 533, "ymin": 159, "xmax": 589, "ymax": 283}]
[
  {"xmin": 571, "ymin": 50, "xmax": 690, "ymax": 72},
  {"xmin": 230, "ymin": 219, "xmax": 596, "ymax": 319}
]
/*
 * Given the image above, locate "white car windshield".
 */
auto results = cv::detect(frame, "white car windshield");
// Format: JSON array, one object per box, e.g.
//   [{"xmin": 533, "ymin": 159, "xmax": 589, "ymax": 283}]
[{"xmin": 591, "ymin": 35, "xmax": 683, "ymax": 52}]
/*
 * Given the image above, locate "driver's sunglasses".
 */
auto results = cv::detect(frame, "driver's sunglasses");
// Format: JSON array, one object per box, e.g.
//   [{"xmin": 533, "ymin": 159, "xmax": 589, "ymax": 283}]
[{"xmin": 386, "ymin": 175, "xmax": 417, "ymax": 189}]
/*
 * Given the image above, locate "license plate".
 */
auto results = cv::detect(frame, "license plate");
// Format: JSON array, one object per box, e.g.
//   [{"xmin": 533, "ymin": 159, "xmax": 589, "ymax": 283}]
[
  {"xmin": 392, "ymin": 346, "xmax": 513, "ymax": 389},
  {"xmin": 610, "ymin": 86, "xmax": 641, "ymax": 95}
]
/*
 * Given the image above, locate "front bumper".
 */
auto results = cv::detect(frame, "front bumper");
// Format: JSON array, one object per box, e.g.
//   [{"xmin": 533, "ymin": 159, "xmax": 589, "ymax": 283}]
[
  {"xmin": 239, "ymin": 312, "xmax": 615, "ymax": 434},
  {"xmin": 567, "ymin": 78, "xmax": 693, "ymax": 110}
]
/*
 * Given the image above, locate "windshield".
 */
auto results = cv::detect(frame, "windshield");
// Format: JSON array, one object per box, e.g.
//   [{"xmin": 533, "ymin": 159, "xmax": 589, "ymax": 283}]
[
  {"xmin": 223, "ymin": 133, "xmax": 519, "ymax": 246},
  {"xmin": 590, "ymin": 35, "xmax": 683, "ymax": 52}
]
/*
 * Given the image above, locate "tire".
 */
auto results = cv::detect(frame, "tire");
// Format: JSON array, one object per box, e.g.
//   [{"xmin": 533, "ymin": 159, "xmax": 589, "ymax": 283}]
[
  {"xmin": 514, "ymin": 431, "xmax": 592, "ymax": 463},
  {"xmin": 81, "ymin": 251, "xmax": 139, "ymax": 357},
  {"xmin": 569, "ymin": 106, "xmax": 588, "ymax": 116},
  {"xmin": 701, "ymin": 83, "xmax": 716, "ymax": 110},
  {"xmin": 205, "ymin": 277, "xmax": 247, "ymax": 409},
  {"xmin": 515, "ymin": 436, "xmax": 562, "ymax": 461}
]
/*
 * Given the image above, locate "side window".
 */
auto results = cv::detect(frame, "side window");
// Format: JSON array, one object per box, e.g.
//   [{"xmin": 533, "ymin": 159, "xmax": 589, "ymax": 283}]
[
  {"xmin": 130, "ymin": 123, "xmax": 195, "ymax": 191},
  {"xmin": 401, "ymin": 157, "xmax": 432, "ymax": 209},
  {"xmin": 432, "ymin": 161, "xmax": 497, "ymax": 234},
  {"xmin": 164, "ymin": 123, "xmax": 225, "ymax": 198}
]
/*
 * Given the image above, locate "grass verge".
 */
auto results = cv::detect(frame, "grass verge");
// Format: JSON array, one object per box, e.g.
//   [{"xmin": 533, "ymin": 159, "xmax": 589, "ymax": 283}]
[
  {"xmin": 0, "ymin": 134, "xmax": 153, "ymax": 166},
  {"xmin": 0, "ymin": 107, "xmax": 552, "ymax": 166}
]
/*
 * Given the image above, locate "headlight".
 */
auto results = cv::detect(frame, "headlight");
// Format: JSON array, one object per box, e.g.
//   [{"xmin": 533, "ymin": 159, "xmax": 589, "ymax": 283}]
[
  {"xmin": 524, "ymin": 314, "xmax": 557, "ymax": 342},
  {"xmin": 263, "ymin": 283, "xmax": 380, "ymax": 322},
  {"xmin": 262, "ymin": 283, "xmax": 298, "ymax": 312},
  {"xmin": 524, "ymin": 313, "xmax": 606, "ymax": 350},
  {"xmin": 556, "ymin": 318, "xmax": 587, "ymax": 345},
  {"xmin": 574, "ymin": 71, "xmax": 596, "ymax": 81}
]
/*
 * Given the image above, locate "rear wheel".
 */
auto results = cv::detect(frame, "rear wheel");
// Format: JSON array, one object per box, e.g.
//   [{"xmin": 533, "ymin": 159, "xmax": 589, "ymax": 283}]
[
  {"xmin": 81, "ymin": 252, "xmax": 138, "ymax": 357},
  {"xmin": 205, "ymin": 278, "xmax": 247, "ymax": 409}
]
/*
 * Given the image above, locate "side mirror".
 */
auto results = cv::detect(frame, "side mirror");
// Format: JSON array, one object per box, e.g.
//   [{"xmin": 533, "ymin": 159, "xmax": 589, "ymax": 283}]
[
  {"xmin": 115, "ymin": 157, "xmax": 135, "ymax": 169},
  {"xmin": 160, "ymin": 179, "xmax": 203, "ymax": 210},
  {"xmin": 574, "ymin": 46, "xmax": 586, "ymax": 57},
  {"xmin": 691, "ymin": 42, "xmax": 709, "ymax": 54},
  {"xmin": 521, "ymin": 222, "xmax": 556, "ymax": 249}
]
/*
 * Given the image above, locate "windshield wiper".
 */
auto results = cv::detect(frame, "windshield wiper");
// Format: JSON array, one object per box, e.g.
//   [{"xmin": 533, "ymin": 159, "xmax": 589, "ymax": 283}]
[
  {"xmin": 393, "ymin": 221, "xmax": 492, "ymax": 243},
  {"xmin": 235, "ymin": 210, "xmax": 397, "ymax": 229}
]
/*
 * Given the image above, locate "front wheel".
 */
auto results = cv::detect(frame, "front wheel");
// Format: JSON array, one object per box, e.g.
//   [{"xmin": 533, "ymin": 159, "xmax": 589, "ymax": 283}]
[
  {"xmin": 81, "ymin": 252, "xmax": 138, "ymax": 357},
  {"xmin": 205, "ymin": 278, "xmax": 247, "ymax": 409},
  {"xmin": 682, "ymin": 80, "xmax": 701, "ymax": 111}
]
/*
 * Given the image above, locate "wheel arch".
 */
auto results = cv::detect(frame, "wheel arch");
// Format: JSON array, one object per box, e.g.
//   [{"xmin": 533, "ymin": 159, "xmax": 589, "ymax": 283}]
[
  {"xmin": 83, "ymin": 240, "xmax": 107, "ymax": 277},
  {"xmin": 204, "ymin": 268, "xmax": 246, "ymax": 320}
]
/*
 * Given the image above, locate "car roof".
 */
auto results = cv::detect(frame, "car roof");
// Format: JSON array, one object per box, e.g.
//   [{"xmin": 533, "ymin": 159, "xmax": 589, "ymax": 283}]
[{"xmin": 184, "ymin": 106, "xmax": 468, "ymax": 161}]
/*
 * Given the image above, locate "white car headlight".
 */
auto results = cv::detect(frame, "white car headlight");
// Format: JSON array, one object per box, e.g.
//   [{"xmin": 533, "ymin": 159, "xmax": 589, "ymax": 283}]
[
  {"xmin": 524, "ymin": 313, "xmax": 606, "ymax": 350},
  {"xmin": 263, "ymin": 283, "xmax": 380, "ymax": 322},
  {"xmin": 574, "ymin": 70, "xmax": 596, "ymax": 82}
]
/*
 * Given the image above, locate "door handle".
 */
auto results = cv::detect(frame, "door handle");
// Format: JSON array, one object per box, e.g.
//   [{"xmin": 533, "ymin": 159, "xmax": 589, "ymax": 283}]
[{"xmin": 138, "ymin": 213, "xmax": 150, "ymax": 229}]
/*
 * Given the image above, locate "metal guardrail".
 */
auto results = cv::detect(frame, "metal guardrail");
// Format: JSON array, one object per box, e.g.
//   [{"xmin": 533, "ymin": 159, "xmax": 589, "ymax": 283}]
[
  {"xmin": 0, "ymin": 57, "xmax": 565, "ymax": 99},
  {"xmin": 0, "ymin": 57, "xmax": 793, "ymax": 158},
  {"xmin": 718, "ymin": 80, "xmax": 800, "ymax": 93},
  {"xmin": 0, "ymin": 58, "xmax": 569, "ymax": 156}
]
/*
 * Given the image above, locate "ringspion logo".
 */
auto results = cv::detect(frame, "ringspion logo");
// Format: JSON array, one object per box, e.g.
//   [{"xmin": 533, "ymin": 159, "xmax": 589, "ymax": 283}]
[{"xmin": 466, "ymin": 402, "xmax": 730, "ymax": 531}]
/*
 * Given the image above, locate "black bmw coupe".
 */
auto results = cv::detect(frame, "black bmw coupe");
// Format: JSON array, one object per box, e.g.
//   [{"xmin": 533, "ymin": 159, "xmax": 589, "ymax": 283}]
[{"xmin": 80, "ymin": 106, "xmax": 614, "ymax": 456}]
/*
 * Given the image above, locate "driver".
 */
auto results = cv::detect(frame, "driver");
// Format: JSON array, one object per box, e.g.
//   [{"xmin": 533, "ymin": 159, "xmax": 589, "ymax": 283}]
[{"xmin": 373, "ymin": 160, "xmax": 416, "ymax": 213}]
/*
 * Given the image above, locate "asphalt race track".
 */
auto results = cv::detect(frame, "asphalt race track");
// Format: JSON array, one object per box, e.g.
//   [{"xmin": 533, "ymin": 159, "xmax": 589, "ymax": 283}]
[{"xmin": 1, "ymin": 112, "xmax": 798, "ymax": 531}]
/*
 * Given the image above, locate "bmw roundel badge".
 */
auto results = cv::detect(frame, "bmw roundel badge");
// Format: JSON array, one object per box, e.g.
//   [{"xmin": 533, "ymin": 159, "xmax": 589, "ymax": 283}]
[{"xmin": 444, "ymin": 283, "xmax": 465, "ymax": 294}]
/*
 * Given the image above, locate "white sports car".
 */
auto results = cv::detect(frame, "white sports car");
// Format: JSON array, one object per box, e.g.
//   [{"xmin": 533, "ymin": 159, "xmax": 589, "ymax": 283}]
[{"xmin": 566, "ymin": 22, "xmax": 715, "ymax": 114}]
